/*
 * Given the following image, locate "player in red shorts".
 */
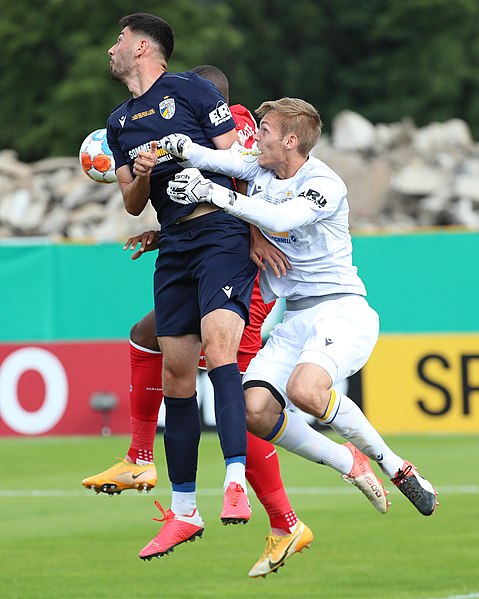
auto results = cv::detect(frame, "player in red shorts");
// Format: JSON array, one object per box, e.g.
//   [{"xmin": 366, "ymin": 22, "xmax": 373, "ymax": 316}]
[{"xmin": 82, "ymin": 66, "xmax": 313, "ymax": 577}]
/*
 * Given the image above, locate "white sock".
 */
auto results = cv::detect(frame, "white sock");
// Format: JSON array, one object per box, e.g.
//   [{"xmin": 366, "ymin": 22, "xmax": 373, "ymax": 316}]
[
  {"xmin": 324, "ymin": 391, "xmax": 403, "ymax": 477},
  {"xmin": 272, "ymin": 520, "xmax": 298, "ymax": 537},
  {"xmin": 224, "ymin": 461, "xmax": 247, "ymax": 492},
  {"xmin": 171, "ymin": 491, "xmax": 197, "ymax": 516},
  {"xmin": 271, "ymin": 410, "xmax": 353, "ymax": 475}
]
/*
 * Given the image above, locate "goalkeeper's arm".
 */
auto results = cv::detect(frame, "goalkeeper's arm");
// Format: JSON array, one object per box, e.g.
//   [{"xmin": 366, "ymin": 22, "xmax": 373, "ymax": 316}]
[
  {"xmin": 218, "ymin": 190, "xmax": 319, "ymax": 231},
  {"xmin": 160, "ymin": 135, "xmax": 261, "ymax": 183},
  {"xmin": 167, "ymin": 168, "xmax": 323, "ymax": 230}
]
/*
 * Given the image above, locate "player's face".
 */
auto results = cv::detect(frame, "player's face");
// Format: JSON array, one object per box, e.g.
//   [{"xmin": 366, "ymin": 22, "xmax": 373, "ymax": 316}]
[
  {"xmin": 255, "ymin": 112, "xmax": 288, "ymax": 171},
  {"xmin": 108, "ymin": 27, "xmax": 136, "ymax": 83}
]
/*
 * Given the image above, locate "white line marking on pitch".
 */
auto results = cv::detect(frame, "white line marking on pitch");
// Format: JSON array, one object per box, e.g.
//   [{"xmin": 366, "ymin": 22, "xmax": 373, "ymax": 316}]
[
  {"xmin": 0, "ymin": 485, "xmax": 478, "ymax": 498},
  {"xmin": 426, "ymin": 593, "xmax": 479, "ymax": 599}
]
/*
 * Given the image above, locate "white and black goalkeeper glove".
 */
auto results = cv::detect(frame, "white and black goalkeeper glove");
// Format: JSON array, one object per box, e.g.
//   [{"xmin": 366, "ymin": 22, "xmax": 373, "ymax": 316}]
[
  {"xmin": 167, "ymin": 168, "xmax": 237, "ymax": 208},
  {"xmin": 158, "ymin": 134, "xmax": 193, "ymax": 160}
]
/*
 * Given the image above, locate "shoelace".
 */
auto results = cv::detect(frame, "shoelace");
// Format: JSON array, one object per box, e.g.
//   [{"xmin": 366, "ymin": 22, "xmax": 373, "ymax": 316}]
[
  {"xmin": 259, "ymin": 535, "xmax": 280, "ymax": 560},
  {"xmin": 226, "ymin": 484, "xmax": 244, "ymax": 506},
  {"xmin": 391, "ymin": 464, "xmax": 413, "ymax": 486},
  {"xmin": 152, "ymin": 500, "xmax": 171, "ymax": 523},
  {"xmin": 152, "ymin": 501, "xmax": 198, "ymax": 523}
]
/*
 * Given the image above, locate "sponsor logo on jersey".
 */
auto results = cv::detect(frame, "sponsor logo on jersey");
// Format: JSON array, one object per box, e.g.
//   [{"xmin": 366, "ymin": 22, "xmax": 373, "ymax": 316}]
[
  {"xmin": 298, "ymin": 188, "xmax": 327, "ymax": 208},
  {"xmin": 132, "ymin": 108, "xmax": 156, "ymax": 121},
  {"xmin": 128, "ymin": 142, "xmax": 172, "ymax": 164},
  {"xmin": 119, "ymin": 115, "xmax": 127, "ymax": 128},
  {"xmin": 266, "ymin": 230, "xmax": 298, "ymax": 244},
  {"xmin": 267, "ymin": 231, "xmax": 292, "ymax": 244},
  {"xmin": 209, "ymin": 101, "xmax": 233, "ymax": 126},
  {"xmin": 159, "ymin": 96, "xmax": 176, "ymax": 120}
]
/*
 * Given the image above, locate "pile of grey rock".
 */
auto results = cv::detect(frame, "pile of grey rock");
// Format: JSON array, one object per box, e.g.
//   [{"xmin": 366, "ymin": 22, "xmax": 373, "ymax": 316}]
[
  {"xmin": 0, "ymin": 154, "xmax": 157, "ymax": 240},
  {"xmin": 1, "ymin": 110, "xmax": 478, "ymax": 240},
  {"xmin": 315, "ymin": 111, "xmax": 479, "ymax": 229}
]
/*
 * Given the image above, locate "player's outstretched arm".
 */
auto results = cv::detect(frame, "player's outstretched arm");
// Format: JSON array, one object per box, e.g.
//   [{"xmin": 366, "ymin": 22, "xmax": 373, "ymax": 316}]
[
  {"xmin": 223, "ymin": 191, "xmax": 322, "ymax": 230},
  {"xmin": 159, "ymin": 135, "xmax": 260, "ymax": 182},
  {"xmin": 167, "ymin": 169, "xmax": 322, "ymax": 230}
]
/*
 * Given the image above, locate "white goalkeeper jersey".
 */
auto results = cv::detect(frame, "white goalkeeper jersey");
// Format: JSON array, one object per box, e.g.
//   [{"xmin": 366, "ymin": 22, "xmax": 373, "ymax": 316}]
[{"xmin": 184, "ymin": 143, "xmax": 367, "ymax": 303}]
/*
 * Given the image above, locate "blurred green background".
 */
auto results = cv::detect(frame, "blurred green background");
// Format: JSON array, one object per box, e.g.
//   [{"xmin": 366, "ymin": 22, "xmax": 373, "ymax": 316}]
[{"xmin": 2, "ymin": 0, "xmax": 479, "ymax": 161}]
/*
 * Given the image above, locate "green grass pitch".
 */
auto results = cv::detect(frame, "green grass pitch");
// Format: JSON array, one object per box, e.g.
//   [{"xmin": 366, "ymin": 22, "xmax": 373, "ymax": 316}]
[{"xmin": 1, "ymin": 433, "xmax": 478, "ymax": 599}]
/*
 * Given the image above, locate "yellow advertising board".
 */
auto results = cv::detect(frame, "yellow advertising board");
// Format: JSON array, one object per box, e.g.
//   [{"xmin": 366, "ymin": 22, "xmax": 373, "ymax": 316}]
[{"xmin": 362, "ymin": 334, "xmax": 479, "ymax": 433}]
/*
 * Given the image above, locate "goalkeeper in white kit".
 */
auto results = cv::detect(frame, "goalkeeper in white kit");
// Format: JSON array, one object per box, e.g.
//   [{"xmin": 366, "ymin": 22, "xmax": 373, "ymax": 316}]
[{"xmin": 158, "ymin": 97, "xmax": 438, "ymax": 517}]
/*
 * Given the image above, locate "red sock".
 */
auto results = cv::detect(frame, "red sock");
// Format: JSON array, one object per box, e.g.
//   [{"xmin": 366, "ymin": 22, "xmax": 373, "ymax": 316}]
[
  {"xmin": 127, "ymin": 342, "xmax": 164, "ymax": 464},
  {"xmin": 246, "ymin": 432, "xmax": 298, "ymax": 533}
]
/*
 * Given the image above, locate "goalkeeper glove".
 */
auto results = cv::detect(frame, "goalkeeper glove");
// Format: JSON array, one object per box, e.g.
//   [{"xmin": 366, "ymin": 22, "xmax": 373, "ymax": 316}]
[
  {"xmin": 158, "ymin": 134, "xmax": 192, "ymax": 160},
  {"xmin": 167, "ymin": 168, "xmax": 236, "ymax": 208}
]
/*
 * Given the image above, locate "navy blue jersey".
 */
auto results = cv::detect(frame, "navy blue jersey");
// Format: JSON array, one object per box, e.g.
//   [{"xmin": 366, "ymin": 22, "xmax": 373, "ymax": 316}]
[{"xmin": 107, "ymin": 71, "xmax": 236, "ymax": 228}]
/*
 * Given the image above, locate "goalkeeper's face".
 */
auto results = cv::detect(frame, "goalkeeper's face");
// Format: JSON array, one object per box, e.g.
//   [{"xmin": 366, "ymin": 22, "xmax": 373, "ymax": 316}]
[
  {"xmin": 108, "ymin": 27, "xmax": 136, "ymax": 83},
  {"xmin": 255, "ymin": 112, "xmax": 288, "ymax": 172}
]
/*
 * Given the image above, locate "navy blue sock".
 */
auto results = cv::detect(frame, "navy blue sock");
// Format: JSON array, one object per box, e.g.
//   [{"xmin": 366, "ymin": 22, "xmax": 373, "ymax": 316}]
[
  {"xmin": 163, "ymin": 394, "xmax": 201, "ymax": 485},
  {"xmin": 208, "ymin": 363, "xmax": 247, "ymax": 460}
]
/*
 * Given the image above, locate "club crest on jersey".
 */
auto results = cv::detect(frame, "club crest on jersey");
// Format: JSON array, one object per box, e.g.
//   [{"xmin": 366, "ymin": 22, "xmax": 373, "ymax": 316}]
[
  {"xmin": 159, "ymin": 96, "xmax": 176, "ymax": 120},
  {"xmin": 298, "ymin": 188, "xmax": 327, "ymax": 208}
]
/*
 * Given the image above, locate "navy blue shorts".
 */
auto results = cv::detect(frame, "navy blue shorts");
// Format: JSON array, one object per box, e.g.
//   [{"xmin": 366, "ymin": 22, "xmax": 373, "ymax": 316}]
[{"xmin": 154, "ymin": 211, "xmax": 258, "ymax": 337}]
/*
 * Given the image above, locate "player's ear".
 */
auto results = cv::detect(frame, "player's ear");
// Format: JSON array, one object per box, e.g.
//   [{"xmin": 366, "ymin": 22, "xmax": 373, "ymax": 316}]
[
  {"xmin": 135, "ymin": 38, "xmax": 149, "ymax": 56},
  {"xmin": 284, "ymin": 133, "xmax": 299, "ymax": 150}
]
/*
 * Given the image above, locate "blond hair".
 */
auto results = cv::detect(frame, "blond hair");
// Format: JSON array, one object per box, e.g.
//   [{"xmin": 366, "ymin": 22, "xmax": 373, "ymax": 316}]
[{"xmin": 256, "ymin": 98, "xmax": 322, "ymax": 156}]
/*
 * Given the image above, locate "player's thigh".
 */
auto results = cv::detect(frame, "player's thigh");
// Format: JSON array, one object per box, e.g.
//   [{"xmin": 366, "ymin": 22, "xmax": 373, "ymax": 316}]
[
  {"xmin": 201, "ymin": 307, "xmax": 245, "ymax": 367},
  {"xmin": 243, "ymin": 318, "xmax": 302, "ymax": 408},
  {"xmin": 297, "ymin": 296, "xmax": 379, "ymax": 385}
]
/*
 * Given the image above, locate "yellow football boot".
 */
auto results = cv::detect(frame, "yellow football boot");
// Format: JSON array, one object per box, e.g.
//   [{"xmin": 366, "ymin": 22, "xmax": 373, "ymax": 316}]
[
  {"xmin": 248, "ymin": 520, "xmax": 313, "ymax": 578},
  {"xmin": 82, "ymin": 459, "xmax": 157, "ymax": 494}
]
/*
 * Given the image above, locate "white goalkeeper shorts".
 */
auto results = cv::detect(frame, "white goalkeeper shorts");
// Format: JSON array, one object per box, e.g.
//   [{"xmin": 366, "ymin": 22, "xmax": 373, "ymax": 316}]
[{"xmin": 243, "ymin": 294, "xmax": 379, "ymax": 407}]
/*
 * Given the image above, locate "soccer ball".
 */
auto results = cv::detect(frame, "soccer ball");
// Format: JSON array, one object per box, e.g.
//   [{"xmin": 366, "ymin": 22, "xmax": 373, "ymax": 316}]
[{"xmin": 79, "ymin": 128, "xmax": 117, "ymax": 183}]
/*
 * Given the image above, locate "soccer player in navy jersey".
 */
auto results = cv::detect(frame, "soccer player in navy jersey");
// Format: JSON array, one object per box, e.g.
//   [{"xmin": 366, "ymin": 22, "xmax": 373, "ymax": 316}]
[
  {"xmin": 83, "ymin": 59, "xmax": 313, "ymax": 574},
  {"xmin": 105, "ymin": 12, "xmax": 257, "ymax": 555}
]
